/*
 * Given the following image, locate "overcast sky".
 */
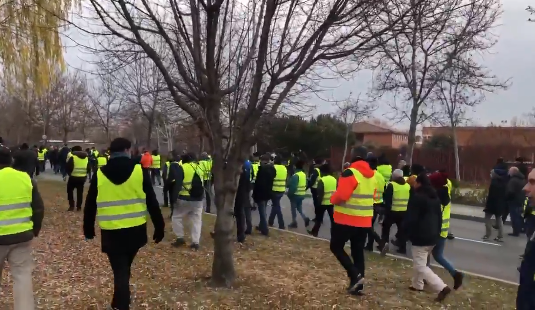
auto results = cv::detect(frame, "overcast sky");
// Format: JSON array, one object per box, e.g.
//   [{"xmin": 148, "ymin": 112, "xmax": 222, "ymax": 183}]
[{"xmin": 63, "ymin": 0, "xmax": 534, "ymax": 129}]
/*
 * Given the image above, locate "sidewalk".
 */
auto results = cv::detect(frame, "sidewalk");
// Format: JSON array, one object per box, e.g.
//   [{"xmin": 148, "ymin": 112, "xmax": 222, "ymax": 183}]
[{"xmin": 451, "ymin": 203, "xmax": 510, "ymax": 224}]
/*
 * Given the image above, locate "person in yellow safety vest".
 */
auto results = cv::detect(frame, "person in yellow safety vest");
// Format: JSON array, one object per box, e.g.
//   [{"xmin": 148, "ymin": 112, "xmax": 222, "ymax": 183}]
[
  {"xmin": 198, "ymin": 152, "xmax": 213, "ymax": 213},
  {"xmin": 287, "ymin": 159, "xmax": 311, "ymax": 229},
  {"xmin": 150, "ymin": 150, "xmax": 162, "ymax": 186},
  {"xmin": 307, "ymin": 158, "xmax": 324, "ymax": 223},
  {"xmin": 65, "ymin": 146, "xmax": 90, "ymax": 211},
  {"xmin": 97, "ymin": 152, "xmax": 108, "ymax": 167},
  {"xmin": 161, "ymin": 152, "xmax": 176, "ymax": 208},
  {"xmin": 427, "ymin": 171, "xmax": 464, "ymax": 290},
  {"xmin": 83, "ymin": 137, "xmax": 165, "ymax": 310},
  {"xmin": 250, "ymin": 153, "xmax": 260, "ymax": 185},
  {"xmin": 329, "ymin": 146, "xmax": 377, "ymax": 295},
  {"xmin": 442, "ymin": 173, "xmax": 455, "ymax": 240},
  {"xmin": 37, "ymin": 146, "xmax": 47, "ymax": 173},
  {"xmin": 268, "ymin": 156, "xmax": 288, "ymax": 229},
  {"xmin": 0, "ymin": 146, "xmax": 45, "ymax": 310},
  {"xmin": 308, "ymin": 163, "xmax": 336, "ymax": 237},
  {"xmin": 167, "ymin": 152, "xmax": 204, "ymax": 250},
  {"xmin": 365, "ymin": 157, "xmax": 384, "ymax": 252},
  {"xmin": 379, "ymin": 169, "xmax": 410, "ymax": 255}
]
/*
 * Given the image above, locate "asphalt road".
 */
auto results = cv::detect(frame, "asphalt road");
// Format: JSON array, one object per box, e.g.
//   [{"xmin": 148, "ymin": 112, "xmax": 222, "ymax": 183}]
[{"xmin": 37, "ymin": 166, "xmax": 522, "ymax": 283}]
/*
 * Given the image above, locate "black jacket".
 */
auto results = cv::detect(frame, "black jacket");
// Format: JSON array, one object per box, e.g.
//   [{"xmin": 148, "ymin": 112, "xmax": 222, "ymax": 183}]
[
  {"xmin": 506, "ymin": 171, "xmax": 527, "ymax": 210},
  {"xmin": 485, "ymin": 169, "xmax": 508, "ymax": 216},
  {"xmin": 83, "ymin": 157, "xmax": 165, "ymax": 254},
  {"xmin": 12, "ymin": 149, "xmax": 39, "ymax": 177},
  {"xmin": 66, "ymin": 151, "xmax": 90, "ymax": 182},
  {"xmin": 403, "ymin": 186, "xmax": 442, "ymax": 246},
  {"xmin": 252, "ymin": 164, "xmax": 275, "ymax": 202},
  {"xmin": 235, "ymin": 166, "xmax": 252, "ymax": 207},
  {"xmin": 307, "ymin": 167, "xmax": 320, "ymax": 190},
  {"xmin": 167, "ymin": 160, "xmax": 203, "ymax": 202},
  {"xmin": 58, "ymin": 146, "xmax": 70, "ymax": 163}
]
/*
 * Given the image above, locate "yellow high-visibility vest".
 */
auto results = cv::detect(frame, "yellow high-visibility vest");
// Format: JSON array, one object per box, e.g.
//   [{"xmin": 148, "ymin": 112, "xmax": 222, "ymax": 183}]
[
  {"xmin": 311, "ymin": 168, "xmax": 321, "ymax": 189},
  {"xmin": 96, "ymin": 165, "xmax": 147, "ymax": 230},
  {"xmin": 97, "ymin": 156, "xmax": 107, "ymax": 168},
  {"xmin": 151, "ymin": 155, "xmax": 161, "ymax": 169},
  {"xmin": 72, "ymin": 156, "xmax": 88, "ymax": 177},
  {"xmin": 198, "ymin": 159, "xmax": 212, "ymax": 181},
  {"xmin": 390, "ymin": 182, "xmax": 410, "ymax": 212},
  {"xmin": 294, "ymin": 171, "xmax": 307, "ymax": 196},
  {"xmin": 251, "ymin": 162, "xmax": 259, "ymax": 183},
  {"xmin": 334, "ymin": 168, "xmax": 376, "ymax": 218},
  {"xmin": 178, "ymin": 163, "xmax": 203, "ymax": 196},
  {"xmin": 66, "ymin": 152, "xmax": 72, "ymax": 162},
  {"xmin": 320, "ymin": 175, "xmax": 337, "ymax": 205},
  {"xmin": 0, "ymin": 168, "xmax": 33, "ymax": 236},
  {"xmin": 374, "ymin": 171, "xmax": 386, "ymax": 204},
  {"xmin": 37, "ymin": 150, "xmax": 45, "ymax": 160},
  {"xmin": 272, "ymin": 164, "xmax": 287, "ymax": 192}
]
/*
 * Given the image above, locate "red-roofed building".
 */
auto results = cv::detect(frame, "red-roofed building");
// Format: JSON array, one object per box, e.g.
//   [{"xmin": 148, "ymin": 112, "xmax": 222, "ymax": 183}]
[{"xmin": 352, "ymin": 121, "xmax": 409, "ymax": 148}]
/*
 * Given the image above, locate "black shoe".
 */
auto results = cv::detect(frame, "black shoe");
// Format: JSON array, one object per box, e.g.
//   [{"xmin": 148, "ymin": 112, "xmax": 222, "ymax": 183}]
[
  {"xmin": 380, "ymin": 242, "xmax": 390, "ymax": 256},
  {"xmin": 288, "ymin": 222, "xmax": 298, "ymax": 229},
  {"xmin": 307, "ymin": 229, "xmax": 318, "ymax": 237},
  {"xmin": 244, "ymin": 229, "xmax": 252, "ymax": 235},
  {"xmin": 435, "ymin": 286, "xmax": 452, "ymax": 302},
  {"xmin": 508, "ymin": 233, "xmax": 520, "ymax": 237},
  {"xmin": 347, "ymin": 274, "xmax": 364, "ymax": 292},
  {"xmin": 171, "ymin": 238, "xmax": 186, "ymax": 247},
  {"xmin": 447, "ymin": 233, "xmax": 455, "ymax": 240},
  {"xmin": 304, "ymin": 218, "xmax": 310, "ymax": 227},
  {"xmin": 453, "ymin": 272, "xmax": 463, "ymax": 290},
  {"xmin": 311, "ymin": 218, "xmax": 317, "ymax": 223},
  {"xmin": 494, "ymin": 237, "xmax": 504, "ymax": 242},
  {"xmin": 349, "ymin": 284, "xmax": 364, "ymax": 296},
  {"xmin": 190, "ymin": 243, "xmax": 199, "ymax": 250}
]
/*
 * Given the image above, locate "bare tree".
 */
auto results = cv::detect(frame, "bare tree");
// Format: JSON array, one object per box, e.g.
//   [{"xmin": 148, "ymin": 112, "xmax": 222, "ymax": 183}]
[
  {"xmin": 52, "ymin": 72, "xmax": 89, "ymax": 143},
  {"xmin": 89, "ymin": 70, "xmax": 124, "ymax": 142},
  {"xmin": 528, "ymin": 6, "xmax": 535, "ymax": 21},
  {"xmin": 84, "ymin": 0, "xmax": 417, "ymax": 286},
  {"xmin": 336, "ymin": 94, "xmax": 377, "ymax": 169},
  {"xmin": 369, "ymin": 0, "xmax": 502, "ymax": 164},
  {"xmin": 431, "ymin": 56, "xmax": 508, "ymax": 180}
]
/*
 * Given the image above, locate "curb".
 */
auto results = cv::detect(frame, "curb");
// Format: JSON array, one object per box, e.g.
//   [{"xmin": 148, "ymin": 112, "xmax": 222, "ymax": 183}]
[{"xmin": 451, "ymin": 213, "xmax": 511, "ymax": 226}]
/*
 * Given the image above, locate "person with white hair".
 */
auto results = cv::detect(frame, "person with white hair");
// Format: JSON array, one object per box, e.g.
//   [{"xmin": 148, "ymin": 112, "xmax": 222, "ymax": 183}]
[{"xmin": 380, "ymin": 169, "xmax": 410, "ymax": 255}]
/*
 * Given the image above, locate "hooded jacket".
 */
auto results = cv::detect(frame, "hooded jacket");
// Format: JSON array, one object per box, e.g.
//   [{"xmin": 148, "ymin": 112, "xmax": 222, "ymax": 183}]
[
  {"xmin": 485, "ymin": 169, "xmax": 508, "ymax": 216},
  {"xmin": 506, "ymin": 170, "xmax": 527, "ymax": 209},
  {"xmin": 66, "ymin": 151, "xmax": 90, "ymax": 180},
  {"xmin": 330, "ymin": 159, "xmax": 376, "ymax": 227},
  {"xmin": 383, "ymin": 175, "xmax": 408, "ymax": 211},
  {"xmin": 83, "ymin": 156, "xmax": 165, "ymax": 253},
  {"xmin": 428, "ymin": 172, "xmax": 451, "ymax": 208},
  {"xmin": 402, "ymin": 184, "xmax": 442, "ymax": 246},
  {"xmin": 377, "ymin": 164, "xmax": 392, "ymax": 182},
  {"xmin": 252, "ymin": 163, "xmax": 275, "ymax": 202}
]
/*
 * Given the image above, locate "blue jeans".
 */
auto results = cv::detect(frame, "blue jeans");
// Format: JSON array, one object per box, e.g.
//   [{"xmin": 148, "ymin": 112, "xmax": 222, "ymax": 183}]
[
  {"xmin": 256, "ymin": 200, "xmax": 269, "ymax": 235},
  {"xmin": 511, "ymin": 205, "xmax": 525, "ymax": 235},
  {"xmin": 268, "ymin": 192, "xmax": 285, "ymax": 229},
  {"xmin": 430, "ymin": 237, "xmax": 456, "ymax": 277},
  {"xmin": 289, "ymin": 196, "xmax": 308, "ymax": 223}
]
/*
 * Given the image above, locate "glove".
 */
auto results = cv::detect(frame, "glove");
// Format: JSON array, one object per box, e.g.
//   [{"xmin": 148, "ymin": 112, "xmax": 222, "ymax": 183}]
[{"xmin": 153, "ymin": 228, "xmax": 164, "ymax": 244}]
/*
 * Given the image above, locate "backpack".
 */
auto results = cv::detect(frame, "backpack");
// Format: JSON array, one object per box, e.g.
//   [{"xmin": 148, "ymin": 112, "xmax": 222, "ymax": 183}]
[{"xmin": 183, "ymin": 163, "xmax": 204, "ymax": 199}]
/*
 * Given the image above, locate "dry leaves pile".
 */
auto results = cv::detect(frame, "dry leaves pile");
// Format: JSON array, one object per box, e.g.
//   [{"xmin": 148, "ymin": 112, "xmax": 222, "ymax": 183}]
[{"xmin": 0, "ymin": 181, "xmax": 517, "ymax": 309}]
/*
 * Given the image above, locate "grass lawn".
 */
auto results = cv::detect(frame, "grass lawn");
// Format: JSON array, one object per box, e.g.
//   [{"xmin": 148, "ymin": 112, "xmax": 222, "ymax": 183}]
[{"xmin": 0, "ymin": 180, "xmax": 517, "ymax": 309}]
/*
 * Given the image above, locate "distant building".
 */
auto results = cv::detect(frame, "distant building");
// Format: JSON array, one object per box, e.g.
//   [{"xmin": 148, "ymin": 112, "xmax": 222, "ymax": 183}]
[
  {"xmin": 352, "ymin": 121, "xmax": 408, "ymax": 148},
  {"xmin": 422, "ymin": 126, "xmax": 535, "ymax": 147}
]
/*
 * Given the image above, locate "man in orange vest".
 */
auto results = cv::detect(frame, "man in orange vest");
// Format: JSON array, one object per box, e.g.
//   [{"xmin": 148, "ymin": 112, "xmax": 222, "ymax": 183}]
[{"xmin": 330, "ymin": 146, "xmax": 377, "ymax": 296}]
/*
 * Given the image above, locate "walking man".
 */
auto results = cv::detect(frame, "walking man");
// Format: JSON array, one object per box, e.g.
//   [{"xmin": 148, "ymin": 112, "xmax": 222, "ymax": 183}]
[
  {"xmin": 83, "ymin": 138, "xmax": 165, "ymax": 310},
  {"xmin": 0, "ymin": 146, "xmax": 45, "ymax": 310},
  {"xmin": 66, "ymin": 146, "xmax": 89, "ymax": 211},
  {"xmin": 308, "ymin": 163, "xmax": 336, "ymax": 237},
  {"xmin": 329, "ymin": 146, "xmax": 376, "ymax": 295}
]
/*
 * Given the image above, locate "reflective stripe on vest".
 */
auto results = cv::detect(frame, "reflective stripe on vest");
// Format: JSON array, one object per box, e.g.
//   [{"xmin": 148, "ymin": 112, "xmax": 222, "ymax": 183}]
[
  {"xmin": 334, "ymin": 168, "xmax": 376, "ymax": 218},
  {"xmin": 311, "ymin": 168, "xmax": 320, "ymax": 189},
  {"xmin": 72, "ymin": 156, "xmax": 88, "ymax": 177},
  {"xmin": 96, "ymin": 165, "xmax": 147, "ymax": 230},
  {"xmin": 374, "ymin": 171, "xmax": 385, "ymax": 204},
  {"xmin": 294, "ymin": 171, "xmax": 307, "ymax": 196},
  {"xmin": 66, "ymin": 152, "xmax": 72, "ymax": 162},
  {"xmin": 37, "ymin": 150, "xmax": 45, "ymax": 160},
  {"xmin": 272, "ymin": 164, "xmax": 287, "ymax": 192},
  {"xmin": 0, "ymin": 168, "xmax": 34, "ymax": 236},
  {"xmin": 151, "ymin": 155, "xmax": 161, "ymax": 169},
  {"xmin": 321, "ymin": 175, "xmax": 337, "ymax": 205},
  {"xmin": 390, "ymin": 182, "xmax": 410, "ymax": 212},
  {"xmin": 97, "ymin": 156, "xmax": 107, "ymax": 168}
]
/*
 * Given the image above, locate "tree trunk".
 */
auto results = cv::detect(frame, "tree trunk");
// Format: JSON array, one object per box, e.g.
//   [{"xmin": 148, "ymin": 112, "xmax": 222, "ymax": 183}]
[
  {"xmin": 451, "ymin": 123, "xmax": 461, "ymax": 181},
  {"xmin": 200, "ymin": 136, "xmax": 205, "ymax": 153},
  {"xmin": 146, "ymin": 123, "xmax": 153, "ymax": 149},
  {"xmin": 341, "ymin": 124, "xmax": 350, "ymax": 170},
  {"xmin": 405, "ymin": 105, "xmax": 419, "ymax": 165},
  {"xmin": 210, "ymin": 156, "xmax": 240, "ymax": 287},
  {"xmin": 63, "ymin": 130, "xmax": 69, "ymax": 143}
]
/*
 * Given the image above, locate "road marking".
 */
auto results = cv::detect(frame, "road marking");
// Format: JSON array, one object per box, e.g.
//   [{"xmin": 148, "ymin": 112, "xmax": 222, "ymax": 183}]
[{"xmin": 453, "ymin": 236, "xmax": 502, "ymax": 246}]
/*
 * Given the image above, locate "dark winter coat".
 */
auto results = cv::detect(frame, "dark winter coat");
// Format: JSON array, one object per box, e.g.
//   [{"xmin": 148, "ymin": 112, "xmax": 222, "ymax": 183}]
[
  {"xmin": 235, "ymin": 165, "xmax": 252, "ymax": 208},
  {"xmin": 506, "ymin": 170, "xmax": 527, "ymax": 211},
  {"xmin": 58, "ymin": 146, "xmax": 70, "ymax": 163},
  {"xmin": 484, "ymin": 169, "xmax": 508, "ymax": 216},
  {"xmin": 402, "ymin": 186, "xmax": 442, "ymax": 247},
  {"xmin": 83, "ymin": 156, "xmax": 165, "ymax": 254},
  {"xmin": 12, "ymin": 149, "xmax": 39, "ymax": 177},
  {"xmin": 252, "ymin": 163, "xmax": 275, "ymax": 202}
]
